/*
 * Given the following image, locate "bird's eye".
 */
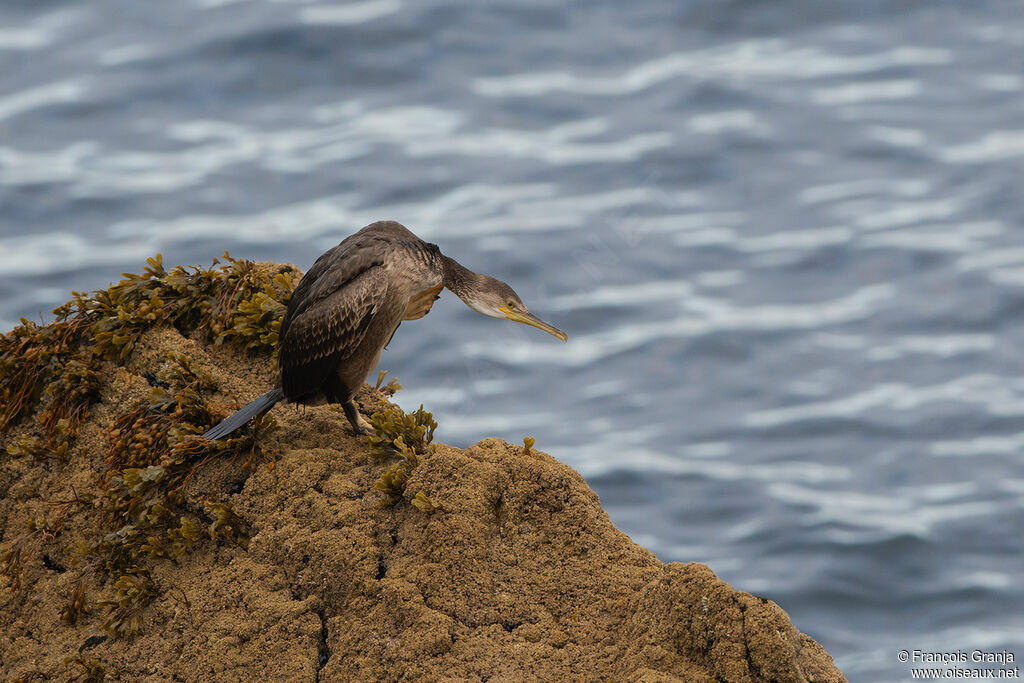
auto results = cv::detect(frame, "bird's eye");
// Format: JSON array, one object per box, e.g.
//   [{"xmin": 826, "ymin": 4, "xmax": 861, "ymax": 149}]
[{"xmin": 506, "ymin": 300, "xmax": 517, "ymax": 310}]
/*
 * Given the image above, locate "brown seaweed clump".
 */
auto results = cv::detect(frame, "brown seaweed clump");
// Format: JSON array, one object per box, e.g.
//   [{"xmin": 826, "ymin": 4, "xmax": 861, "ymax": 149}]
[
  {"xmin": 0, "ymin": 255, "xmax": 846, "ymax": 682},
  {"xmin": 1, "ymin": 253, "xmax": 290, "ymax": 641}
]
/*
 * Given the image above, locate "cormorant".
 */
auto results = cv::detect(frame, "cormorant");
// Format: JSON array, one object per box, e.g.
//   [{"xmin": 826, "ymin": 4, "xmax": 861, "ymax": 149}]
[{"xmin": 203, "ymin": 220, "xmax": 566, "ymax": 439}]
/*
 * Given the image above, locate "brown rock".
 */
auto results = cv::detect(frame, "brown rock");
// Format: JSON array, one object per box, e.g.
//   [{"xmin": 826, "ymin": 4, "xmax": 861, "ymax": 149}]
[{"xmin": 0, "ymin": 308, "xmax": 845, "ymax": 683}]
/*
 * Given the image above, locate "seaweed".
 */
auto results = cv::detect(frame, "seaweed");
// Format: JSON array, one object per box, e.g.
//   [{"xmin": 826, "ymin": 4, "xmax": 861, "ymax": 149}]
[
  {"xmin": 6, "ymin": 421, "xmax": 70, "ymax": 462},
  {"xmin": 205, "ymin": 499, "xmax": 244, "ymax": 545},
  {"xmin": 0, "ymin": 516, "xmax": 64, "ymax": 590},
  {"xmin": 94, "ymin": 352, "xmax": 261, "ymax": 554},
  {"xmin": 374, "ymin": 465, "xmax": 408, "ymax": 500},
  {"xmin": 87, "ymin": 358, "xmax": 264, "ymax": 573},
  {"xmin": 1, "ymin": 252, "xmax": 291, "ymax": 444},
  {"xmin": 411, "ymin": 491, "xmax": 447, "ymax": 516},
  {"xmin": 0, "ymin": 314, "xmax": 90, "ymax": 432},
  {"xmin": 40, "ymin": 355, "xmax": 102, "ymax": 438},
  {"xmin": 224, "ymin": 269, "xmax": 295, "ymax": 355},
  {"xmin": 373, "ymin": 370, "xmax": 402, "ymax": 397},
  {"xmin": 63, "ymin": 654, "xmax": 122, "ymax": 682},
  {"xmin": 100, "ymin": 572, "xmax": 159, "ymax": 638},
  {"xmin": 0, "ymin": 253, "xmax": 294, "ymax": 643},
  {"xmin": 366, "ymin": 405, "xmax": 436, "ymax": 459},
  {"xmin": 76, "ymin": 253, "xmax": 293, "ymax": 361},
  {"xmin": 368, "ymin": 405, "xmax": 437, "ymax": 504},
  {"xmin": 368, "ymin": 405, "xmax": 436, "ymax": 507},
  {"xmin": 60, "ymin": 580, "xmax": 91, "ymax": 625},
  {"xmin": 0, "ymin": 484, "xmax": 95, "ymax": 590}
]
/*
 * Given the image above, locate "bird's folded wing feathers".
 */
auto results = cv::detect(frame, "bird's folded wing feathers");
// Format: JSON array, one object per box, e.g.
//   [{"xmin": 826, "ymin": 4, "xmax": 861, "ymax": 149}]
[
  {"xmin": 281, "ymin": 235, "xmax": 389, "ymax": 326},
  {"xmin": 279, "ymin": 266, "xmax": 389, "ymax": 369}
]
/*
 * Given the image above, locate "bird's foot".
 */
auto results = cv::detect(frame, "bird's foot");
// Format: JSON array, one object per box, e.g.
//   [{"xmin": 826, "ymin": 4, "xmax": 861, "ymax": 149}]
[
  {"xmin": 352, "ymin": 413, "xmax": 374, "ymax": 435},
  {"xmin": 343, "ymin": 400, "xmax": 375, "ymax": 435}
]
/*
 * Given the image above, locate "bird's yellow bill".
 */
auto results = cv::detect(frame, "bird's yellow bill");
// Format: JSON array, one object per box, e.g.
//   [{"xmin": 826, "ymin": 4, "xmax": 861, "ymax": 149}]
[{"xmin": 500, "ymin": 307, "xmax": 568, "ymax": 342}]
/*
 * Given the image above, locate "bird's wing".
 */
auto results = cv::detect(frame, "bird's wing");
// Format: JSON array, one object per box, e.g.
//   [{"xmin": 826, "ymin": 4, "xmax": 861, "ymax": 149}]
[
  {"xmin": 403, "ymin": 283, "xmax": 444, "ymax": 320},
  {"xmin": 280, "ymin": 234, "xmax": 388, "ymax": 337},
  {"xmin": 278, "ymin": 264, "xmax": 389, "ymax": 399}
]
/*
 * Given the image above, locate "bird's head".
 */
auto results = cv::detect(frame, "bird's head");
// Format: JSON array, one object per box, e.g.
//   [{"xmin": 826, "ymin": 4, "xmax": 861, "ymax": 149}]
[{"xmin": 465, "ymin": 275, "xmax": 567, "ymax": 342}]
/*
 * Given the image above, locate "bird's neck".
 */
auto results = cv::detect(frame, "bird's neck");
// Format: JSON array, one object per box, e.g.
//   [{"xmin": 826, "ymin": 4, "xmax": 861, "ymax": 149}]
[{"xmin": 441, "ymin": 255, "xmax": 482, "ymax": 302}]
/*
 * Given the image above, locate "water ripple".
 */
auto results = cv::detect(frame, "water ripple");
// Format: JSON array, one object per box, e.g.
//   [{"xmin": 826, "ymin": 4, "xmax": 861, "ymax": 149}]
[
  {"xmin": 0, "ymin": 79, "xmax": 85, "ymax": 123},
  {"xmin": 747, "ymin": 375, "xmax": 1024, "ymax": 429},
  {"xmin": 766, "ymin": 481, "xmax": 1003, "ymax": 540},
  {"xmin": 941, "ymin": 130, "xmax": 1024, "ymax": 164},
  {"xmin": 299, "ymin": 0, "xmax": 403, "ymax": 25},
  {"xmin": 811, "ymin": 79, "xmax": 922, "ymax": 105},
  {"xmin": 475, "ymin": 42, "xmax": 950, "ymax": 97}
]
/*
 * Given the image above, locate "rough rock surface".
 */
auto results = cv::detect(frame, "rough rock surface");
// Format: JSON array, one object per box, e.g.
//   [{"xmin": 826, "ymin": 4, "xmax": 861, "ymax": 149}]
[{"xmin": 0, "ymin": 314, "xmax": 845, "ymax": 682}]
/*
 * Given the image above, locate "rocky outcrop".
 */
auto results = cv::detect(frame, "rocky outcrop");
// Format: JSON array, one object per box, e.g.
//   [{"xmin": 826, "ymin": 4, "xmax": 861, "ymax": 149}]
[{"xmin": 0, "ymin": 260, "xmax": 844, "ymax": 682}]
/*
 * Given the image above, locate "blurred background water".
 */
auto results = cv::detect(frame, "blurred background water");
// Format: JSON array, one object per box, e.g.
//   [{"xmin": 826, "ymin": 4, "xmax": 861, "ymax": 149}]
[{"xmin": 2, "ymin": 0, "xmax": 1023, "ymax": 679}]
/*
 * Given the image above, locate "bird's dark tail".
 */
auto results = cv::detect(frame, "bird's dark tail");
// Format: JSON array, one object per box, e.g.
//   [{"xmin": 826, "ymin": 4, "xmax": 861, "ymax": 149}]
[{"xmin": 204, "ymin": 387, "xmax": 284, "ymax": 440}]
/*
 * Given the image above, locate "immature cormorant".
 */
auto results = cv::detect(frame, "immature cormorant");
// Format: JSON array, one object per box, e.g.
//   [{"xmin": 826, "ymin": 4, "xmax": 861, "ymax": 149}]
[{"xmin": 203, "ymin": 220, "xmax": 566, "ymax": 439}]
